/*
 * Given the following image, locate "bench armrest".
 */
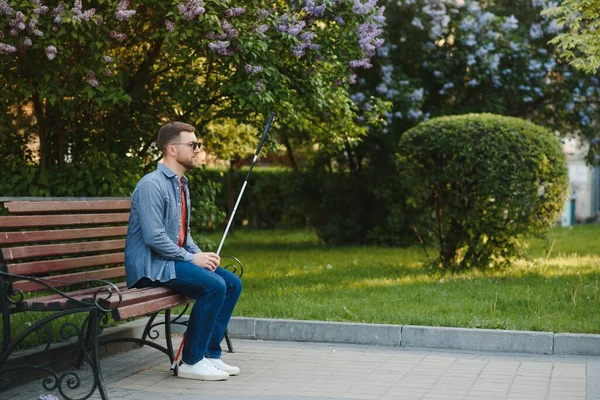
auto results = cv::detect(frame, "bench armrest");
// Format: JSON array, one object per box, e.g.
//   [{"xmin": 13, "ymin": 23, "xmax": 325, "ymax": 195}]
[
  {"xmin": 0, "ymin": 271, "xmax": 123, "ymax": 313},
  {"xmin": 221, "ymin": 255, "xmax": 244, "ymax": 278}
]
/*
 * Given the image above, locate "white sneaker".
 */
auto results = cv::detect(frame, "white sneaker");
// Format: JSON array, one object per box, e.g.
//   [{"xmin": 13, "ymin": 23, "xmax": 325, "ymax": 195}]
[
  {"xmin": 177, "ymin": 358, "xmax": 229, "ymax": 381},
  {"xmin": 206, "ymin": 358, "xmax": 240, "ymax": 375}
]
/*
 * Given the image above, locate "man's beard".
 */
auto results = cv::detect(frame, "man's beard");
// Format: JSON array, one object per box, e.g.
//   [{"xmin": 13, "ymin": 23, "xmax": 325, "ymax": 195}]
[{"xmin": 178, "ymin": 157, "xmax": 198, "ymax": 170}]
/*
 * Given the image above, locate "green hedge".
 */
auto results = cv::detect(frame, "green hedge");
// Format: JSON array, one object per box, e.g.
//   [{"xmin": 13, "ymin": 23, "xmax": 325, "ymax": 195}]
[
  {"xmin": 398, "ymin": 113, "xmax": 569, "ymax": 270},
  {"xmin": 197, "ymin": 167, "xmax": 416, "ymax": 246}
]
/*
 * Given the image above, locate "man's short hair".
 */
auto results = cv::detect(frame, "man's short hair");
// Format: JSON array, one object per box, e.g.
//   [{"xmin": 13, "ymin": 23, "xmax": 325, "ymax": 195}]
[{"xmin": 157, "ymin": 121, "xmax": 196, "ymax": 153}]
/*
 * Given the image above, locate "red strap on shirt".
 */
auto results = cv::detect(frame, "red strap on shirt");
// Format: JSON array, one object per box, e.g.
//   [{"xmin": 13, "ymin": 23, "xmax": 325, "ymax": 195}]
[{"xmin": 178, "ymin": 181, "xmax": 187, "ymax": 247}]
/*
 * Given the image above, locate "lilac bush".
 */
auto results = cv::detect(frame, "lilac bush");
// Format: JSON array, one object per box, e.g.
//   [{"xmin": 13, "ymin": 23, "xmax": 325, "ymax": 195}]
[
  {"xmin": 350, "ymin": 0, "xmax": 600, "ymax": 161},
  {"xmin": 0, "ymin": 0, "xmax": 387, "ymax": 171}
]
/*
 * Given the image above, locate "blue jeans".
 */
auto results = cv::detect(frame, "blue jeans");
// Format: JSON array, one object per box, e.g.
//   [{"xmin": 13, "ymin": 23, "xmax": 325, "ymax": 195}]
[{"xmin": 160, "ymin": 262, "xmax": 242, "ymax": 364}]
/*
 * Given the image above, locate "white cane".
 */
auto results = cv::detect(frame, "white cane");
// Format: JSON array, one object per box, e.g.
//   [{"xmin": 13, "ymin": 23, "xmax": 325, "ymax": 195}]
[{"xmin": 172, "ymin": 111, "xmax": 276, "ymax": 373}]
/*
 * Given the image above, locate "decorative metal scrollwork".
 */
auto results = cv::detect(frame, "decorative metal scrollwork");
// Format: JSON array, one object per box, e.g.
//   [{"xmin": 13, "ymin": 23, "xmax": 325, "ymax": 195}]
[
  {"xmin": 0, "ymin": 308, "xmax": 101, "ymax": 400},
  {"xmin": 35, "ymin": 322, "xmax": 55, "ymax": 352},
  {"xmin": 0, "ymin": 272, "xmax": 123, "ymax": 312},
  {"xmin": 92, "ymin": 283, "xmax": 122, "ymax": 312},
  {"xmin": 7, "ymin": 289, "xmax": 24, "ymax": 306}
]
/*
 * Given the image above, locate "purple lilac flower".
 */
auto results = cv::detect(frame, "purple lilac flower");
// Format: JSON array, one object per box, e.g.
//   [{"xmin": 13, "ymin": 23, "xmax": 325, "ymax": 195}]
[
  {"xmin": 287, "ymin": 22, "xmax": 305, "ymax": 36},
  {"xmin": 9, "ymin": 29, "xmax": 18, "ymax": 36},
  {"xmin": 348, "ymin": 73, "xmax": 357, "ymax": 84},
  {"xmin": 9, "ymin": 12, "xmax": 26, "ymax": 31},
  {"xmin": 0, "ymin": 0, "xmax": 14, "ymax": 17},
  {"xmin": 45, "ymin": 45, "xmax": 57, "ymax": 60},
  {"xmin": 76, "ymin": 9, "xmax": 97, "ymax": 23},
  {"xmin": 299, "ymin": 32, "xmax": 315, "ymax": 43},
  {"xmin": 277, "ymin": 15, "xmax": 305, "ymax": 36},
  {"xmin": 103, "ymin": 55, "xmax": 113, "ymax": 63},
  {"xmin": 53, "ymin": 2, "xmax": 65, "ymax": 23},
  {"xmin": 86, "ymin": 71, "xmax": 99, "ymax": 87},
  {"xmin": 103, "ymin": 67, "xmax": 113, "ymax": 77},
  {"xmin": 304, "ymin": 0, "xmax": 326, "ymax": 17},
  {"xmin": 245, "ymin": 64, "xmax": 263, "ymax": 74},
  {"xmin": 115, "ymin": 0, "xmax": 135, "ymax": 21},
  {"xmin": 292, "ymin": 46, "xmax": 305, "ymax": 57},
  {"xmin": 371, "ymin": 6, "xmax": 385, "ymax": 24},
  {"xmin": 357, "ymin": 22, "xmax": 383, "ymax": 56},
  {"xmin": 208, "ymin": 41, "xmax": 233, "ymax": 55},
  {"xmin": 178, "ymin": 0, "xmax": 205, "ymax": 20},
  {"xmin": 349, "ymin": 58, "xmax": 372, "ymax": 69},
  {"xmin": 333, "ymin": 16, "xmax": 345, "ymax": 25},
  {"xmin": 256, "ymin": 9, "xmax": 270, "ymax": 20},
  {"xmin": 224, "ymin": 7, "xmax": 246, "ymax": 18},
  {"xmin": 221, "ymin": 20, "xmax": 238, "ymax": 38},
  {"xmin": 254, "ymin": 24, "xmax": 269, "ymax": 35},
  {"xmin": 165, "ymin": 19, "xmax": 175, "ymax": 32},
  {"xmin": 28, "ymin": 16, "xmax": 38, "ymax": 31},
  {"xmin": 33, "ymin": 6, "xmax": 49, "ymax": 15},
  {"xmin": 33, "ymin": 29, "xmax": 43, "ymax": 37},
  {"xmin": 23, "ymin": 37, "xmax": 32, "ymax": 46},
  {"xmin": 110, "ymin": 31, "xmax": 127, "ymax": 42},
  {"xmin": 352, "ymin": 0, "xmax": 377, "ymax": 15},
  {"xmin": 72, "ymin": 0, "xmax": 96, "ymax": 22},
  {"xmin": 255, "ymin": 80, "xmax": 264, "ymax": 93},
  {"xmin": 0, "ymin": 43, "xmax": 17, "ymax": 54}
]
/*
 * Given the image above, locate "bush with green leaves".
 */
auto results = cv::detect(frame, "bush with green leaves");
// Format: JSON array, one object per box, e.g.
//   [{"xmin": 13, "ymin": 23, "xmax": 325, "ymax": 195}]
[{"xmin": 398, "ymin": 114, "xmax": 568, "ymax": 270}]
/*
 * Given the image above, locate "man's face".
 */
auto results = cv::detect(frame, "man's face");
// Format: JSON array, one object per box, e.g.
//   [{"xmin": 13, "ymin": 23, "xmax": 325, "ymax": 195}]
[{"xmin": 170, "ymin": 130, "xmax": 203, "ymax": 170}]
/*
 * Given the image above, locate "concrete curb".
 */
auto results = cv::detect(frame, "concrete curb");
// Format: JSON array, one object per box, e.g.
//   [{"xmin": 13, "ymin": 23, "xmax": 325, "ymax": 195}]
[
  {"xmin": 224, "ymin": 317, "xmax": 600, "ymax": 356},
  {"xmin": 400, "ymin": 325, "xmax": 554, "ymax": 354},
  {"xmin": 8, "ymin": 316, "xmax": 599, "ymax": 374},
  {"xmin": 554, "ymin": 333, "xmax": 600, "ymax": 356}
]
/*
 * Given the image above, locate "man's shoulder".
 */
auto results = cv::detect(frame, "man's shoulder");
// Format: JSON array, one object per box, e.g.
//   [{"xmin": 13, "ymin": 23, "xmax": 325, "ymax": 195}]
[{"xmin": 133, "ymin": 169, "xmax": 168, "ymax": 194}]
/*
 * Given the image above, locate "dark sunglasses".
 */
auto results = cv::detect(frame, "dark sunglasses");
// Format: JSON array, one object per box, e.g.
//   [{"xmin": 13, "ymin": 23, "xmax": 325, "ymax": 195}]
[{"xmin": 171, "ymin": 141, "xmax": 202, "ymax": 150}]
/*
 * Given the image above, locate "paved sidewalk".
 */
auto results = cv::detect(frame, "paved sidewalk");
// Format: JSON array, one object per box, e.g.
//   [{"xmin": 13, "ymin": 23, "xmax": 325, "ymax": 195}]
[{"xmin": 4, "ymin": 335, "xmax": 599, "ymax": 400}]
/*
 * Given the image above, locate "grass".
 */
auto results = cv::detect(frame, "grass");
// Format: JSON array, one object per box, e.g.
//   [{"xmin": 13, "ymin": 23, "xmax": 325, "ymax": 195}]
[
  {"xmin": 3, "ymin": 224, "xmax": 600, "ymax": 352},
  {"xmin": 202, "ymin": 225, "xmax": 600, "ymax": 333}
]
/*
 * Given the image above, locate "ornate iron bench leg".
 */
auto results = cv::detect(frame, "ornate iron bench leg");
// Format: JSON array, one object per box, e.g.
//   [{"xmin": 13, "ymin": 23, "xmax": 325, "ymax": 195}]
[
  {"xmin": 89, "ymin": 308, "xmax": 108, "ymax": 400},
  {"xmin": 225, "ymin": 329, "xmax": 234, "ymax": 353},
  {"xmin": 164, "ymin": 309, "xmax": 175, "ymax": 363}
]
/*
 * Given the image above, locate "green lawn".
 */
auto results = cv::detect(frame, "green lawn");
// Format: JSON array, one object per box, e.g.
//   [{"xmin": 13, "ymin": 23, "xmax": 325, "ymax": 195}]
[
  {"xmin": 4, "ymin": 225, "xmax": 600, "ymax": 351},
  {"xmin": 203, "ymin": 225, "xmax": 600, "ymax": 333}
]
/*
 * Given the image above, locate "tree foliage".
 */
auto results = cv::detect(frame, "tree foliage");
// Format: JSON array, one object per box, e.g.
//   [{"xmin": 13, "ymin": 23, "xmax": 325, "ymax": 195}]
[
  {"xmin": 340, "ymin": 0, "xmax": 600, "ymax": 171},
  {"xmin": 544, "ymin": 0, "xmax": 600, "ymax": 74},
  {"xmin": 0, "ymin": 0, "xmax": 387, "ymax": 172}
]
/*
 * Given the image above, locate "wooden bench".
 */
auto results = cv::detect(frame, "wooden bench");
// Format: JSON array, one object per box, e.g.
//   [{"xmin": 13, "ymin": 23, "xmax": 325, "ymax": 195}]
[{"xmin": 0, "ymin": 198, "xmax": 243, "ymax": 400}]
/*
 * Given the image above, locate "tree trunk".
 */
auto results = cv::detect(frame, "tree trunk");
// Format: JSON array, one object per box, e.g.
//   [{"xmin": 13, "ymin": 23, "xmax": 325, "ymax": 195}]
[
  {"xmin": 281, "ymin": 129, "xmax": 298, "ymax": 170},
  {"xmin": 32, "ymin": 92, "xmax": 49, "ymax": 171},
  {"xmin": 227, "ymin": 161, "xmax": 235, "ymax": 233}
]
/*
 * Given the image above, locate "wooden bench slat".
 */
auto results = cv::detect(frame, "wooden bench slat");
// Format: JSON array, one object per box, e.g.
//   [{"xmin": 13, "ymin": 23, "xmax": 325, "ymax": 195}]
[
  {"xmin": 112, "ymin": 293, "xmax": 190, "ymax": 321},
  {"xmin": 12, "ymin": 266, "xmax": 126, "ymax": 292},
  {"xmin": 5, "ymin": 200, "xmax": 131, "ymax": 214},
  {"xmin": 7, "ymin": 252, "xmax": 125, "ymax": 275},
  {"xmin": 0, "ymin": 213, "xmax": 130, "ymax": 228},
  {"xmin": 98, "ymin": 287, "xmax": 179, "ymax": 309},
  {"xmin": 2, "ymin": 239, "xmax": 125, "ymax": 261},
  {"xmin": 0, "ymin": 226, "xmax": 128, "ymax": 245}
]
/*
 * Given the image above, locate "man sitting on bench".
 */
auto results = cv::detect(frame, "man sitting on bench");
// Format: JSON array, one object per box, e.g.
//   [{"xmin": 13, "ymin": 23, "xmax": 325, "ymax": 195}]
[{"xmin": 124, "ymin": 121, "xmax": 242, "ymax": 381}]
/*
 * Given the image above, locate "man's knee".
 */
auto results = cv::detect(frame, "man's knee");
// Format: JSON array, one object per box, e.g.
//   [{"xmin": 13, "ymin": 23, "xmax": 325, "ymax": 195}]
[{"xmin": 229, "ymin": 275, "xmax": 242, "ymax": 297}]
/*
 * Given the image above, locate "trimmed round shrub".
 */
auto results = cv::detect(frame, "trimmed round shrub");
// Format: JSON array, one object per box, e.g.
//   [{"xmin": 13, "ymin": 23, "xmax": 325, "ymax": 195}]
[{"xmin": 398, "ymin": 114, "xmax": 568, "ymax": 270}]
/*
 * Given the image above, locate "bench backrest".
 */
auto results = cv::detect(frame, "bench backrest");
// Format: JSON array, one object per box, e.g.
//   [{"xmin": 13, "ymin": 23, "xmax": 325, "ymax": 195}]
[{"xmin": 0, "ymin": 199, "xmax": 130, "ymax": 294}]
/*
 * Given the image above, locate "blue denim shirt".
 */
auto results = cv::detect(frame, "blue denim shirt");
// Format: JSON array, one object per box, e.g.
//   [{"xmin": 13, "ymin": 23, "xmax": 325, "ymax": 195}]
[{"xmin": 124, "ymin": 163, "xmax": 201, "ymax": 288}]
